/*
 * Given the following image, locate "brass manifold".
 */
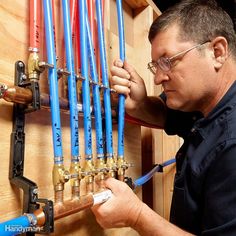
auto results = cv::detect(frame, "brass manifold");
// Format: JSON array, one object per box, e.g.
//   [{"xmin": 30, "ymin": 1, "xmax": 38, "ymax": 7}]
[{"xmin": 52, "ymin": 156, "xmax": 130, "ymax": 196}]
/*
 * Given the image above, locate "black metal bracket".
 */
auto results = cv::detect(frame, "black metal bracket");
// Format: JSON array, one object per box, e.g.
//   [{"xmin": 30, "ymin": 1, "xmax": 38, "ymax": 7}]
[{"xmin": 9, "ymin": 61, "xmax": 54, "ymax": 235}]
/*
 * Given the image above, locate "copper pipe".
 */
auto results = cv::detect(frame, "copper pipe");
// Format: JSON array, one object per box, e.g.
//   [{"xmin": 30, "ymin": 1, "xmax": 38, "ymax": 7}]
[
  {"xmin": 0, "ymin": 85, "xmax": 119, "ymax": 121},
  {"xmin": 54, "ymin": 190, "xmax": 112, "ymax": 220},
  {"xmin": 71, "ymin": 185, "xmax": 80, "ymax": 199},
  {"xmin": 118, "ymin": 172, "xmax": 125, "ymax": 182},
  {"xmin": 1, "ymin": 85, "xmax": 33, "ymax": 104},
  {"xmin": 54, "ymin": 194, "xmax": 94, "ymax": 220},
  {"xmin": 86, "ymin": 175, "xmax": 94, "ymax": 194},
  {"xmin": 55, "ymin": 189, "xmax": 64, "ymax": 204},
  {"xmin": 34, "ymin": 208, "xmax": 46, "ymax": 227}
]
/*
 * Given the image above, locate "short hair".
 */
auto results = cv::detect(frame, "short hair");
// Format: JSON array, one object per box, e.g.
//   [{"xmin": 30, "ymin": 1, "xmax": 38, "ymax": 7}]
[{"xmin": 148, "ymin": 0, "xmax": 236, "ymax": 57}]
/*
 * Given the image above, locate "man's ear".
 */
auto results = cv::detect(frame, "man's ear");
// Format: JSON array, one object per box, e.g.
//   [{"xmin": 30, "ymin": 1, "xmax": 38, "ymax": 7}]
[{"xmin": 211, "ymin": 36, "xmax": 229, "ymax": 70}]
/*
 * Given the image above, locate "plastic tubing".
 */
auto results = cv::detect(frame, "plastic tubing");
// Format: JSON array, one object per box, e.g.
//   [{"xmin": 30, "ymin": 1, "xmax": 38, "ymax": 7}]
[
  {"xmin": 43, "ymin": 0, "xmax": 64, "ymax": 164},
  {"xmin": 79, "ymin": 0, "xmax": 93, "ymax": 159},
  {"xmin": 29, "ymin": 0, "xmax": 40, "ymax": 51},
  {"xmin": 85, "ymin": 9, "xmax": 104, "ymax": 157},
  {"xmin": 70, "ymin": 0, "xmax": 80, "ymax": 70},
  {"xmin": 133, "ymin": 158, "xmax": 176, "ymax": 188},
  {"xmin": 116, "ymin": 0, "xmax": 126, "ymax": 158},
  {"xmin": 87, "ymin": 0, "xmax": 96, "ymax": 45},
  {"xmin": 95, "ymin": 0, "xmax": 113, "ymax": 158},
  {"xmin": 62, "ymin": 0, "xmax": 80, "ymax": 161},
  {"xmin": 70, "ymin": 0, "xmax": 77, "ymax": 33},
  {"xmin": 0, "ymin": 214, "xmax": 35, "ymax": 236}
]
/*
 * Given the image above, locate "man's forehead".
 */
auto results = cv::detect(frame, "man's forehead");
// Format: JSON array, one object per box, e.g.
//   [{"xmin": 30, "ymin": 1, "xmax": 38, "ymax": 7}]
[{"xmin": 151, "ymin": 26, "xmax": 180, "ymax": 52}]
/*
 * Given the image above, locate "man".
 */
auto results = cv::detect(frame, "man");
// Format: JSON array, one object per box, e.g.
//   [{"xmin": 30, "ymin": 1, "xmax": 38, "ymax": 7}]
[{"xmin": 92, "ymin": 0, "xmax": 236, "ymax": 235}]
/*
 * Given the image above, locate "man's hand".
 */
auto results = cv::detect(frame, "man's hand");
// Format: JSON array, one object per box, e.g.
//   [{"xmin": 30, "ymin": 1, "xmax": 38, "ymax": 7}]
[
  {"xmin": 110, "ymin": 59, "xmax": 147, "ymax": 114},
  {"xmin": 91, "ymin": 178, "xmax": 143, "ymax": 228}
]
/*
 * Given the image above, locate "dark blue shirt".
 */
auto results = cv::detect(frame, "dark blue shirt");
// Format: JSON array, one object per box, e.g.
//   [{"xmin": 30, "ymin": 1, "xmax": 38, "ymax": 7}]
[{"xmin": 163, "ymin": 82, "xmax": 236, "ymax": 235}]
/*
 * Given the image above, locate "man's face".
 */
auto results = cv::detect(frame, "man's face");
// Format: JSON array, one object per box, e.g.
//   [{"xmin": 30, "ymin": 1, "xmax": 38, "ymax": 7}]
[{"xmin": 151, "ymin": 24, "xmax": 218, "ymax": 115}]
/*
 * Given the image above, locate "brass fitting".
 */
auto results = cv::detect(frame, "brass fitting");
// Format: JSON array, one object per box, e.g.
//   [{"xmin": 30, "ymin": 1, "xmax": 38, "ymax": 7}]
[
  {"xmin": 95, "ymin": 156, "xmax": 106, "ymax": 171},
  {"xmin": 106, "ymin": 157, "xmax": 116, "ymax": 178},
  {"xmin": 95, "ymin": 157, "xmax": 106, "ymax": 189},
  {"xmin": 69, "ymin": 161, "xmax": 81, "ymax": 199},
  {"xmin": 53, "ymin": 164, "xmax": 70, "ymax": 189},
  {"xmin": 28, "ymin": 51, "xmax": 53, "ymax": 80},
  {"xmin": 85, "ymin": 175, "xmax": 94, "ymax": 194},
  {"xmin": 82, "ymin": 158, "xmax": 95, "ymax": 194},
  {"xmin": 117, "ymin": 157, "xmax": 128, "ymax": 181},
  {"xmin": 28, "ymin": 52, "xmax": 43, "ymax": 80},
  {"xmin": 82, "ymin": 158, "xmax": 94, "ymax": 175}
]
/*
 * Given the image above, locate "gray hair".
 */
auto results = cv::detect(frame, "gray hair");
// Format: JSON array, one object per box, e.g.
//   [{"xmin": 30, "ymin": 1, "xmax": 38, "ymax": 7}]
[{"xmin": 148, "ymin": 0, "xmax": 236, "ymax": 57}]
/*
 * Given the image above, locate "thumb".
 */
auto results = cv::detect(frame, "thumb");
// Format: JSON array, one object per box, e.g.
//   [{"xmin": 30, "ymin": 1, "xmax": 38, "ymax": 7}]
[{"xmin": 104, "ymin": 178, "xmax": 128, "ymax": 194}]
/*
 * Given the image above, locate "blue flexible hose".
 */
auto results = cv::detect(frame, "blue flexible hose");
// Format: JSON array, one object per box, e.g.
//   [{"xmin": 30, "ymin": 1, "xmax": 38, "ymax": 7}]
[
  {"xmin": 95, "ymin": 0, "xmax": 113, "ymax": 158},
  {"xmin": 79, "ymin": 0, "xmax": 93, "ymax": 159},
  {"xmin": 62, "ymin": 0, "xmax": 80, "ymax": 161},
  {"xmin": 85, "ymin": 9, "xmax": 104, "ymax": 158},
  {"xmin": 116, "ymin": 0, "xmax": 126, "ymax": 158},
  {"xmin": 43, "ymin": 0, "xmax": 63, "ymax": 164},
  {"xmin": 0, "ymin": 214, "xmax": 35, "ymax": 236},
  {"xmin": 134, "ymin": 158, "xmax": 176, "ymax": 188}
]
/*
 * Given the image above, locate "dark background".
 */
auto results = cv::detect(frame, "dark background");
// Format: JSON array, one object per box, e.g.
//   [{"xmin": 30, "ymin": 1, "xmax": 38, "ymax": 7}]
[{"xmin": 153, "ymin": 0, "xmax": 236, "ymax": 28}]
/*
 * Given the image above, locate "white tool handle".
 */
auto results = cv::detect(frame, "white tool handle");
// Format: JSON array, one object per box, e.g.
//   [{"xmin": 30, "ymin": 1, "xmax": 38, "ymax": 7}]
[{"xmin": 93, "ymin": 189, "xmax": 113, "ymax": 205}]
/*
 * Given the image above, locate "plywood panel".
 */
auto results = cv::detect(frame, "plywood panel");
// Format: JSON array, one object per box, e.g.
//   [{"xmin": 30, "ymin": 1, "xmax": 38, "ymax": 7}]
[
  {"xmin": 0, "ymin": 1, "xmax": 141, "ymax": 235},
  {"xmin": 0, "ymin": 0, "xmax": 176, "ymax": 234}
]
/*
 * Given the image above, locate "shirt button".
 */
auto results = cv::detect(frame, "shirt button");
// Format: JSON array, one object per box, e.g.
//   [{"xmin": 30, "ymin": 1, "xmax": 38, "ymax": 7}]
[{"xmin": 191, "ymin": 128, "xmax": 195, "ymax": 132}]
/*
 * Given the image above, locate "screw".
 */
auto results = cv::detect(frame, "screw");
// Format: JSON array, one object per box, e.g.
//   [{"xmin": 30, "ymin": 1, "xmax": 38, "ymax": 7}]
[{"xmin": 32, "ymin": 188, "xmax": 38, "ymax": 195}]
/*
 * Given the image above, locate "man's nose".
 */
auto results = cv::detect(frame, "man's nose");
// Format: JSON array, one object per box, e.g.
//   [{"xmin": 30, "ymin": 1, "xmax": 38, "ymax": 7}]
[{"xmin": 154, "ymin": 69, "xmax": 170, "ymax": 85}]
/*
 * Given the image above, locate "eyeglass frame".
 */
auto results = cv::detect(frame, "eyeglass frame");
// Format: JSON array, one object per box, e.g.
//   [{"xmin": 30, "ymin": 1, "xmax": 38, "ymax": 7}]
[{"xmin": 147, "ymin": 41, "xmax": 209, "ymax": 74}]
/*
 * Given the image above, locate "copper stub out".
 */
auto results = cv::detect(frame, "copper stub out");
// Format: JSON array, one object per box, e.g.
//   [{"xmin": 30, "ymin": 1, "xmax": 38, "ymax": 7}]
[
  {"xmin": 71, "ymin": 185, "xmax": 80, "ymax": 199},
  {"xmin": 34, "ymin": 209, "xmax": 46, "ymax": 227},
  {"xmin": 4, "ymin": 86, "xmax": 33, "ymax": 104},
  {"xmin": 118, "ymin": 174, "xmax": 124, "ymax": 182},
  {"xmin": 54, "ymin": 194, "xmax": 94, "ymax": 220},
  {"xmin": 55, "ymin": 189, "xmax": 64, "ymax": 204}
]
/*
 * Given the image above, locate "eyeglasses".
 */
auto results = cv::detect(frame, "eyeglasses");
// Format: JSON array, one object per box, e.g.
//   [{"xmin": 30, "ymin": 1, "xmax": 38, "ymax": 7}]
[{"xmin": 147, "ymin": 42, "xmax": 209, "ymax": 74}]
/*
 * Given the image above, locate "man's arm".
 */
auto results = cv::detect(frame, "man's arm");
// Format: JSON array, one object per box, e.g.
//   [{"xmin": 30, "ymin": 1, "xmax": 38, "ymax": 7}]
[
  {"xmin": 126, "ymin": 95, "xmax": 167, "ymax": 129},
  {"xmin": 134, "ymin": 202, "xmax": 194, "ymax": 236},
  {"xmin": 92, "ymin": 178, "xmax": 194, "ymax": 236}
]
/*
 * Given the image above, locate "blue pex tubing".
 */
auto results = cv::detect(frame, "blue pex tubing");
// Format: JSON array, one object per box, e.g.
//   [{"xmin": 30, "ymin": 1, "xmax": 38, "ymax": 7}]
[
  {"xmin": 95, "ymin": 0, "xmax": 114, "ymax": 158},
  {"xmin": 43, "ymin": 0, "xmax": 64, "ymax": 164},
  {"xmin": 79, "ymin": 0, "xmax": 93, "ymax": 160},
  {"xmin": 62, "ymin": 0, "xmax": 80, "ymax": 161},
  {"xmin": 85, "ymin": 10, "xmax": 104, "ymax": 158},
  {"xmin": 0, "ymin": 214, "xmax": 36, "ymax": 236},
  {"xmin": 134, "ymin": 158, "xmax": 176, "ymax": 187},
  {"xmin": 116, "ymin": 0, "xmax": 126, "ymax": 159}
]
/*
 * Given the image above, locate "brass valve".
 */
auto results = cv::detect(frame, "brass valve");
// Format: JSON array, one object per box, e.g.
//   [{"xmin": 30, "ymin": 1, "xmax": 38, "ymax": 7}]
[
  {"xmin": 28, "ymin": 51, "xmax": 54, "ymax": 80},
  {"xmin": 53, "ymin": 163, "xmax": 70, "ymax": 190}
]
